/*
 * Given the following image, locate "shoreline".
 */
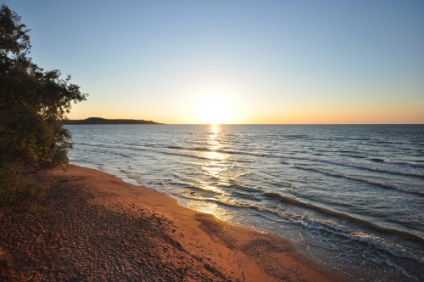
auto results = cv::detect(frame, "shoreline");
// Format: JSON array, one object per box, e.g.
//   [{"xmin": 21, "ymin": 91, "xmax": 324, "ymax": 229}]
[{"xmin": 0, "ymin": 164, "xmax": 346, "ymax": 281}]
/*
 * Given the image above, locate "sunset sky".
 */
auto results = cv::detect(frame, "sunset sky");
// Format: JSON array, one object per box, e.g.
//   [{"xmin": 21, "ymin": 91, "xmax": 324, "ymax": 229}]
[{"xmin": 4, "ymin": 0, "xmax": 424, "ymax": 124}]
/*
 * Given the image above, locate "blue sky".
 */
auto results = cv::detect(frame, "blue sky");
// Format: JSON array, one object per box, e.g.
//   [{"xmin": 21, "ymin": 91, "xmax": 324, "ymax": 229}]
[{"xmin": 4, "ymin": 0, "xmax": 424, "ymax": 123}]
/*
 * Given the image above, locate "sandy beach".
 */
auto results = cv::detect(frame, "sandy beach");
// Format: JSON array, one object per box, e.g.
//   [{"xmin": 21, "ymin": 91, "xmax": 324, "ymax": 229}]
[{"xmin": 0, "ymin": 165, "xmax": 346, "ymax": 281}]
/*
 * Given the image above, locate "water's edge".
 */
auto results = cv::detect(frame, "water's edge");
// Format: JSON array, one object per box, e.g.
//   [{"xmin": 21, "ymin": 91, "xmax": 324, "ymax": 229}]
[{"xmin": 68, "ymin": 124, "xmax": 424, "ymax": 281}]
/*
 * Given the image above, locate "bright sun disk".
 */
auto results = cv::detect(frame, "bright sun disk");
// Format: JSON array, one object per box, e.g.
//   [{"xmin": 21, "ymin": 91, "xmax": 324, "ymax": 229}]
[{"xmin": 196, "ymin": 96, "xmax": 234, "ymax": 124}]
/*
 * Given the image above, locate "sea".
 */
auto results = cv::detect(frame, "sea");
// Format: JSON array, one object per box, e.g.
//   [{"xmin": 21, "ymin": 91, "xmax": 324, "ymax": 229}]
[{"xmin": 66, "ymin": 124, "xmax": 424, "ymax": 281}]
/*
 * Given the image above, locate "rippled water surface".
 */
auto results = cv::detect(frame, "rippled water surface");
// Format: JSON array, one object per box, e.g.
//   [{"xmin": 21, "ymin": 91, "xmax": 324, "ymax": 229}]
[{"xmin": 67, "ymin": 124, "xmax": 424, "ymax": 281}]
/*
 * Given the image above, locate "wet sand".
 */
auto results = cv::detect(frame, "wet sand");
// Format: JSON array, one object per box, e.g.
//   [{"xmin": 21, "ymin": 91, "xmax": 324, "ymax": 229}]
[{"xmin": 0, "ymin": 165, "xmax": 346, "ymax": 281}]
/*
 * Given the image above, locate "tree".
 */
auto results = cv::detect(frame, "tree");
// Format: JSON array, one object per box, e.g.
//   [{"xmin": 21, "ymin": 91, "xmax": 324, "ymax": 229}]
[{"xmin": 0, "ymin": 5, "xmax": 87, "ymax": 206}]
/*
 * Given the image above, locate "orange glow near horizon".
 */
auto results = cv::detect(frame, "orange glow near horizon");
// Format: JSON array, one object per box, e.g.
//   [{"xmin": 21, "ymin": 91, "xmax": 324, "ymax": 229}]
[{"xmin": 67, "ymin": 94, "xmax": 424, "ymax": 125}]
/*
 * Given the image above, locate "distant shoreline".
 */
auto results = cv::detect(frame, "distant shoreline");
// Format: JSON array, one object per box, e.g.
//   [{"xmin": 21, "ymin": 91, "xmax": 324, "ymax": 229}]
[{"xmin": 64, "ymin": 117, "xmax": 162, "ymax": 125}]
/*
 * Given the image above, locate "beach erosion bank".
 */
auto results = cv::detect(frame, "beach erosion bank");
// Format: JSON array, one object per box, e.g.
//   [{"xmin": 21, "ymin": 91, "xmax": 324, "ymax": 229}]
[{"xmin": 0, "ymin": 165, "xmax": 345, "ymax": 281}]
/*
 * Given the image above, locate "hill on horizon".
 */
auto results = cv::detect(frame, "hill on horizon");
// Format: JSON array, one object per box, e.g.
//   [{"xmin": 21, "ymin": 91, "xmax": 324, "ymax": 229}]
[{"xmin": 65, "ymin": 117, "xmax": 162, "ymax": 125}]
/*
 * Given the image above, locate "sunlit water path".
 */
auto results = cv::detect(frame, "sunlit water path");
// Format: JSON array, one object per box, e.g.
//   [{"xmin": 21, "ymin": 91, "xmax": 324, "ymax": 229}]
[{"xmin": 67, "ymin": 124, "xmax": 424, "ymax": 281}]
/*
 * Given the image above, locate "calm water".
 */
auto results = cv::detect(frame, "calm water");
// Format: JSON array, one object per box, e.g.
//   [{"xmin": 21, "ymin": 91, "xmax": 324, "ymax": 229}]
[{"xmin": 67, "ymin": 124, "xmax": 424, "ymax": 281}]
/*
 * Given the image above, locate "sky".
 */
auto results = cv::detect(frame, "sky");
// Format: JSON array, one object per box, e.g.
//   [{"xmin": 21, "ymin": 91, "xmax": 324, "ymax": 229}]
[{"xmin": 3, "ymin": 0, "xmax": 424, "ymax": 124}]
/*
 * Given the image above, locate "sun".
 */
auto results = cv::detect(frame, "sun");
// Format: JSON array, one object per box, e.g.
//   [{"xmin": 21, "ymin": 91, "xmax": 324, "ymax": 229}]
[{"xmin": 196, "ymin": 95, "xmax": 235, "ymax": 124}]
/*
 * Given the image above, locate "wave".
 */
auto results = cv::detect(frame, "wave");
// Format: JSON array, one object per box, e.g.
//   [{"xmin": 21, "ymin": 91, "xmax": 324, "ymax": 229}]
[
  {"xmin": 118, "ymin": 169, "xmax": 144, "ymax": 185},
  {"xmin": 255, "ymin": 211, "xmax": 424, "ymax": 268},
  {"xmin": 79, "ymin": 142, "xmax": 238, "ymax": 161},
  {"xmin": 167, "ymin": 143, "xmax": 424, "ymax": 179},
  {"xmin": 222, "ymin": 180, "xmax": 263, "ymax": 193},
  {"xmin": 78, "ymin": 142, "xmax": 150, "ymax": 153},
  {"xmin": 164, "ymin": 143, "xmax": 277, "ymax": 159},
  {"xmin": 78, "ymin": 141, "xmax": 424, "ymax": 179},
  {"xmin": 281, "ymin": 214, "xmax": 424, "ymax": 265},
  {"xmin": 172, "ymin": 180, "xmax": 221, "ymax": 194},
  {"xmin": 178, "ymin": 188, "xmax": 424, "ymax": 249},
  {"xmin": 281, "ymin": 155, "xmax": 424, "ymax": 179},
  {"xmin": 294, "ymin": 166, "xmax": 424, "ymax": 196},
  {"xmin": 171, "ymin": 173, "xmax": 262, "ymax": 195},
  {"xmin": 74, "ymin": 146, "xmax": 135, "ymax": 160},
  {"xmin": 177, "ymin": 193, "xmax": 424, "ymax": 264},
  {"xmin": 383, "ymin": 159, "xmax": 424, "ymax": 169},
  {"xmin": 368, "ymin": 157, "xmax": 424, "ymax": 169},
  {"xmin": 167, "ymin": 145, "xmax": 184, "ymax": 150},
  {"xmin": 230, "ymin": 190, "xmax": 262, "ymax": 201},
  {"xmin": 160, "ymin": 151, "xmax": 210, "ymax": 160},
  {"xmin": 262, "ymin": 191, "xmax": 424, "ymax": 244},
  {"xmin": 77, "ymin": 142, "xmax": 424, "ymax": 200},
  {"xmin": 370, "ymin": 158, "xmax": 385, "ymax": 163}
]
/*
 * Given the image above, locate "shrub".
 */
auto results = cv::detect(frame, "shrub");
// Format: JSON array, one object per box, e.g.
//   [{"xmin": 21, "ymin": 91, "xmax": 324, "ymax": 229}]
[{"xmin": 0, "ymin": 5, "xmax": 86, "ymax": 207}]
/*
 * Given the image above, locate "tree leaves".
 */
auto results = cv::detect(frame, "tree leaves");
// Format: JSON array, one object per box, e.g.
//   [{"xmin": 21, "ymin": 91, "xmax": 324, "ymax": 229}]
[{"xmin": 0, "ymin": 4, "xmax": 87, "ymax": 206}]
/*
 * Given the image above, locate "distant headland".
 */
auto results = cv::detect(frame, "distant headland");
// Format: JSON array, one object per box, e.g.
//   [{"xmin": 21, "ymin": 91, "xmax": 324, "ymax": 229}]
[{"xmin": 64, "ymin": 117, "xmax": 162, "ymax": 125}]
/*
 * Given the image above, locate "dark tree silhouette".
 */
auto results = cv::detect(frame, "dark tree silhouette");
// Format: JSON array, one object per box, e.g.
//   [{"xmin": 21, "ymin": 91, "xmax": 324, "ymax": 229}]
[{"xmin": 0, "ymin": 5, "xmax": 87, "ymax": 206}]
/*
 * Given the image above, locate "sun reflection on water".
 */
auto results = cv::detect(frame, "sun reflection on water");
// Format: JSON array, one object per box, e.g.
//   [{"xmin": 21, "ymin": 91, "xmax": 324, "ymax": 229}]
[
  {"xmin": 210, "ymin": 124, "xmax": 220, "ymax": 134},
  {"xmin": 200, "ymin": 124, "xmax": 224, "ymax": 159},
  {"xmin": 186, "ymin": 201, "xmax": 234, "ymax": 222},
  {"xmin": 194, "ymin": 124, "xmax": 233, "ymax": 217}
]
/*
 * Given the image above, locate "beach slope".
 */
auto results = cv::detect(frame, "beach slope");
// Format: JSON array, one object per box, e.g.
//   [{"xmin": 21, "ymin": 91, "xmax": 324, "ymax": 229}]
[{"xmin": 0, "ymin": 165, "xmax": 344, "ymax": 281}]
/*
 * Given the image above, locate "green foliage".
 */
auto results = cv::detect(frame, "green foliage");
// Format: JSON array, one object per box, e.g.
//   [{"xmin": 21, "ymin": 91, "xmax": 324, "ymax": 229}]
[{"xmin": 0, "ymin": 5, "xmax": 87, "ymax": 207}]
